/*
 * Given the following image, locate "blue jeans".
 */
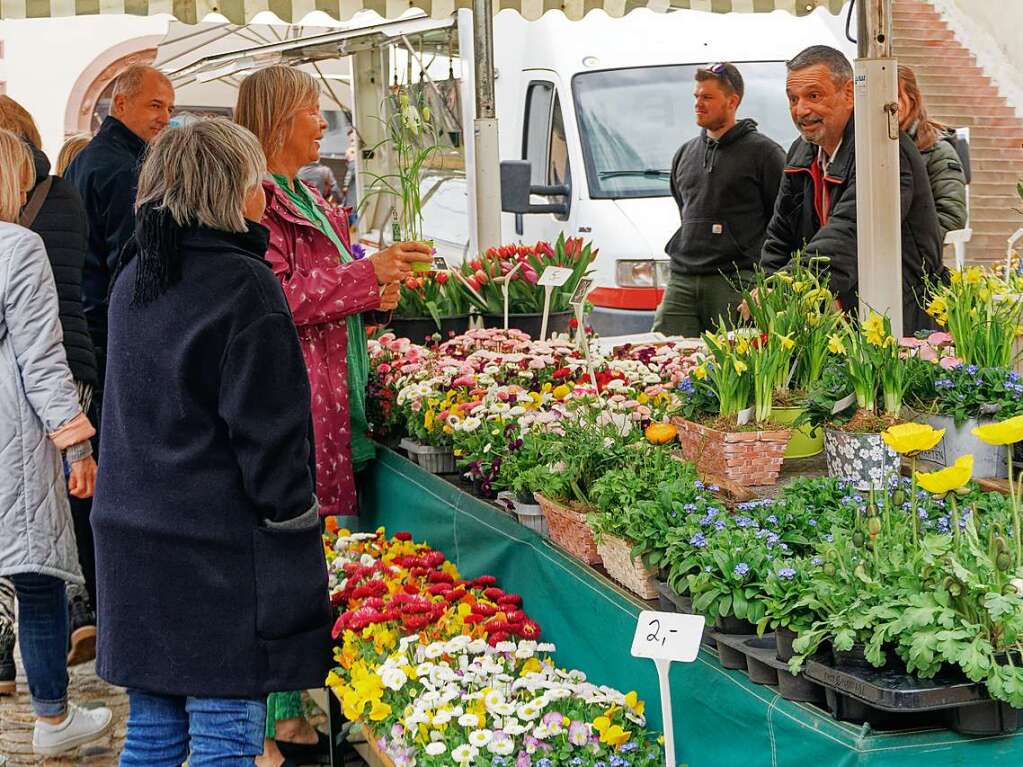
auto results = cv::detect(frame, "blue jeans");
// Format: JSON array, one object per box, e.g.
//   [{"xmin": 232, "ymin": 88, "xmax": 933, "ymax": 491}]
[
  {"xmin": 9, "ymin": 573, "xmax": 68, "ymax": 717},
  {"xmin": 120, "ymin": 690, "xmax": 266, "ymax": 767}
]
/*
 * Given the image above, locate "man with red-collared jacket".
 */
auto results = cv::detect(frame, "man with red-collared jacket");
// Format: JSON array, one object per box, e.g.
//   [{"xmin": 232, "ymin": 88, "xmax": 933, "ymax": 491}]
[{"xmin": 761, "ymin": 45, "xmax": 943, "ymax": 334}]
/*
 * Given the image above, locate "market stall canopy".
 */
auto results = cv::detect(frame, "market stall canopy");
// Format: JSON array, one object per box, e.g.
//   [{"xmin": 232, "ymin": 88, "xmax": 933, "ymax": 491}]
[{"xmin": 1, "ymin": 0, "xmax": 844, "ymax": 24}]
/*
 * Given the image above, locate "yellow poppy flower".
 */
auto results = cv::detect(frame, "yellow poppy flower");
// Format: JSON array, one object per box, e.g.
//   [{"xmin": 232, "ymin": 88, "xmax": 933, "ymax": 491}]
[
  {"xmin": 972, "ymin": 416, "xmax": 1023, "ymax": 446},
  {"xmin": 916, "ymin": 454, "xmax": 974, "ymax": 495},
  {"xmin": 881, "ymin": 423, "xmax": 945, "ymax": 455},
  {"xmin": 827, "ymin": 334, "xmax": 846, "ymax": 355}
]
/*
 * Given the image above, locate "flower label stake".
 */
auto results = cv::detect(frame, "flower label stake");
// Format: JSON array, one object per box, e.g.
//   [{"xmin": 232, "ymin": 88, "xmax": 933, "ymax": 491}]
[
  {"xmin": 492, "ymin": 261, "xmax": 523, "ymax": 331},
  {"xmin": 570, "ymin": 278, "xmax": 598, "ymax": 393},
  {"xmin": 538, "ymin": 266, "xmax": 574, "ymax": 339},
  {"xmin": 630, "ymin": 610, "xmax": 705, "ymax": 767}
]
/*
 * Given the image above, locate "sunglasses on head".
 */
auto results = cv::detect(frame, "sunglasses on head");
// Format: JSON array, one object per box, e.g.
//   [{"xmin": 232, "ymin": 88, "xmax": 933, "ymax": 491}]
[{"xmin": 700, "ymin": 63, "xmax": 737, "ymax": 92}]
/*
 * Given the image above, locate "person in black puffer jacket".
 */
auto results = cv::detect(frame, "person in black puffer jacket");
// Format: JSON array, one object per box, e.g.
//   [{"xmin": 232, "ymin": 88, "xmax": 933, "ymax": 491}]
[{"xmin": 0, "ymin": 96, "xmax": 99, "ymax": 668}]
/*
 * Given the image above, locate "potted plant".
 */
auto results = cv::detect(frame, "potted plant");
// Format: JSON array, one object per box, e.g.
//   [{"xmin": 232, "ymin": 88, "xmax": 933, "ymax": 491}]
[
  {"xmin": 457, "ymin": 235, "xmax": 596, "ymax": 338},
  {"xmin": 673, "ymin": 325, "xmax": 793, "ymax": 486},
  {"xmin": 741, "ymin": 255, "xmax": 841, "ymax": 458},
  {"xmin": 907, "ymin": 363, "xmax": 1023, "ymax": 478},
  {"xmin": 387, "ymin": 269, "xmax": 470, "ymax": 343},
  {"xmin": 587, "ymin": 435, "xmax": 692, "ymax": 599},
  {"xmin": 807, "ymin": 312, "xmax": 910, "ymax": 490}
]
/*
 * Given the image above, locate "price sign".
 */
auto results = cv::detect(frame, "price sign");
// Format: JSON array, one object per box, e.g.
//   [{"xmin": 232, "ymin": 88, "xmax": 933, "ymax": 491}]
[
  {"xmin": 569, "ymin": 278, "xmax": 594, "ymax": 308},
  {"xmin": 631, "ymin": 611, "xmax": 705, "ymax": 767},
  {"xmin": 631, "ymin": 611, "xmax": 704, "ymax": 663},
  {"xmin": 431, "ymin": 255, "xmax": 449, "ymax": 271},
  {"xmin": 537, "ymin": 266, "xmax": 574, "ymax": 287}
]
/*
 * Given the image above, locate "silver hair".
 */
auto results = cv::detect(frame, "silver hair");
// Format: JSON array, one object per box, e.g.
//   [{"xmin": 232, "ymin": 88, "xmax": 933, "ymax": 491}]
[
  {"xmin": 111, "ymin": 65, "xmax": 168, "ymax": 102},
  {"xmin": 136, "ymin": 118, "xmax": 266, "ymax": 233},
  {"xmin": 787, "ymin": 45, "xmax": 853, "ymax": 86}
]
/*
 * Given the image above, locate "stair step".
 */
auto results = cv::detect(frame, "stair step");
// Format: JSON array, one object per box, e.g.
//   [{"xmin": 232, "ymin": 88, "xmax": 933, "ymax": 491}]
[
  {"xmin": 972, "ymin": 161, "xmax": 1023, "ymax": 173},
  {"xmin": 968, "ymin": 149, "xmax": 1023, "ymax": 161},
  {"xmin": 913, "ymin": 74, "xmax": 992, "ymax": 88},
  {"xmin": 929, "ymin": 118, "xmax": 1022, "ymax": 129},
  {"xmin": 971, "ymin": 137, "xmax": 1023, "ymax": 149},
  {"xmin": 892, "ymin": 30, "xmax": 956, "ymax": 42},
  {"xmin": 894, "ymin": 47, "xmax": 974, "ymax": 58},
  {"xmin": 969, "ymin": 189, "xmax": 1020, "ymax": 202},
  {"xmin": 925, "ymin": 94, "xmax": 1008, "ymax": 107}
]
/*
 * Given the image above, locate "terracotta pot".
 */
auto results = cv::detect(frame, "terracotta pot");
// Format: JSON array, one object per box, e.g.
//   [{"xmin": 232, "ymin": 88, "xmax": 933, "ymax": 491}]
[{"xmin": 672, "ymin": 417, "xmax": 790, "ymax": 487}]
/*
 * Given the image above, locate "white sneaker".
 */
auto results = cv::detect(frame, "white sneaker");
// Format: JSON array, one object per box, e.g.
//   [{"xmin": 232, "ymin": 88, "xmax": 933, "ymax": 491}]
[{"xmin": 33, "ymin": 703, "xmax": 114, "ymax": 756}]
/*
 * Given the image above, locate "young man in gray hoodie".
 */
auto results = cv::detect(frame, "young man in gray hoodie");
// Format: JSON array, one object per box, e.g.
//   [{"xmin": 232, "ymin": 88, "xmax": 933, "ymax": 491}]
[{"xmin": 653, "ymin": 63, "xmax": 786, "ymax": 337}]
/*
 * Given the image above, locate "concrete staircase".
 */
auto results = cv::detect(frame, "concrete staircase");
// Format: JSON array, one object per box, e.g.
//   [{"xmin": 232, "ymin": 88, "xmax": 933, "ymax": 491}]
[{"xmin": 893, "ymin": 0, "xmax": 1023, "ymax": 265}]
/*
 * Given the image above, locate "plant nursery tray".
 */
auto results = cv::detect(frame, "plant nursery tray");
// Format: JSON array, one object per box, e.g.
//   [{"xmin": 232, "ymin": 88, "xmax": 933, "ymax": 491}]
[{"xmin": 710, "ymin": 633, "xmax": 826, "ymax": 705}]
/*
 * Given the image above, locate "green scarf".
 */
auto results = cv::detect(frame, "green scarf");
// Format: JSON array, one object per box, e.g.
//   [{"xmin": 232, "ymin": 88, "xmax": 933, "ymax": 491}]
[{"xmin": 271, "ymin": 175, "xmax": 376, "ymax": 470}]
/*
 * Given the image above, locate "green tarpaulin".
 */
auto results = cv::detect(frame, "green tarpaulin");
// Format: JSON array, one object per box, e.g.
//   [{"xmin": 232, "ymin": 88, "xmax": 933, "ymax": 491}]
[{"xmin": 358, "ymin": 449, "xmax": 1023, "ymax": 767}]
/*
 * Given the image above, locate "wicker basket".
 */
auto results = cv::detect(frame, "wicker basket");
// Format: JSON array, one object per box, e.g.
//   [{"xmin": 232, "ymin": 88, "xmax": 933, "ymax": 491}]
[
  {"xmin": 597, "ymin": 534, "xmax": 658, "ymax": 599},
  {"xmin": 535, "ymin": 493, "xmax": 600, "ymax": 564}
]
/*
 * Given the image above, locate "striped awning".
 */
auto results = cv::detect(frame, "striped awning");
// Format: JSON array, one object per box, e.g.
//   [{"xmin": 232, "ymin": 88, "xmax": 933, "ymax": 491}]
[{"xmin": 1, "ymin": 0, "xmax": 844, "ymax": 24}]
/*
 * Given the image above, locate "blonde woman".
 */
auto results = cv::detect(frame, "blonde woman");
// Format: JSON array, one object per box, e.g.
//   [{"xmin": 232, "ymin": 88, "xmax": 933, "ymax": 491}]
[
  {"xmin": 237, "ymin": 66, "xmax": 430, "ymax": 767},
  {"xmin": 0, "ymin": 95, "xmax": 99, "ymax": 669},
  {"xmin": 0, "ymin": 127, "xmax": 110, "ymax": 755},
  {"xmin": 56, "ymin": 133, "xmax": 91, "ymax": 177}
]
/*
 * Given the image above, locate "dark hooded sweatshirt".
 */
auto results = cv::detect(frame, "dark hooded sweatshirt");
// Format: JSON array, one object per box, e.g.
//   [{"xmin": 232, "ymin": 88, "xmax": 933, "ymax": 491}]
[
  {"xmin": 26, "ymin": 145, "xmax": 98, "ymax": 387},
  {"xmin": 664, "ymin": 118, "xmax": 786, "ymax": 276}
]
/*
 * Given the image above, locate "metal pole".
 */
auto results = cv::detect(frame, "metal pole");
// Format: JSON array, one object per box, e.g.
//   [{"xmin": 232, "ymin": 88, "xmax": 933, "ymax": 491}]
[
  {"xmin": 853, "ymin": 0, "xmax": 903, "ymax": 334},
  {"xmin": 472, "ymin": 0, "xmax": 503, "ymax": 253}
]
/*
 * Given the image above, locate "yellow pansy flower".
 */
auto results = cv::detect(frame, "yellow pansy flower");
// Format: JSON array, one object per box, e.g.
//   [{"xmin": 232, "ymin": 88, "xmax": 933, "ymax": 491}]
[
  {"xmin": 600, "ymin": 725, "xmax": 632, "ymax": 748},
  {"xmin": 553, "ymin": 384, "xmax": 571, "ymax": 400},
  {"xmin": 593, "ymin": 716, "xmax": 610, "ymax": 734},
  {"xmin": 916, "ymin": 454, "xmax": 974, "ymax": 495},
  {"xmin": 624, "ymin": 691, "xmax": 645, "ymax": 717},
  {"xmin": 424, "ymin": 409, "xmax": 435, "ymax": 431},
  {"xmin": 972, "ymin": 416, "xmax": 1023, "ymax": 446},
  {"xmin": 881, "ymin": 423, "xmax": 945, "ymax": 455}
]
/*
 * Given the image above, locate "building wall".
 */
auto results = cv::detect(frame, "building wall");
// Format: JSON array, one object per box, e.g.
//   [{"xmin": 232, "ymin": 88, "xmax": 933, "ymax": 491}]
[{"xmin": 0, "ymin": 16, "xmax": 168, "ymax": 158}]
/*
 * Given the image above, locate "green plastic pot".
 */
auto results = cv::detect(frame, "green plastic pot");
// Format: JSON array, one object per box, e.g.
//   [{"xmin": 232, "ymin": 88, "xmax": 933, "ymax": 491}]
[{"xmin": 769, "ymin": 406, "xmax": 824, "ymax": 459}]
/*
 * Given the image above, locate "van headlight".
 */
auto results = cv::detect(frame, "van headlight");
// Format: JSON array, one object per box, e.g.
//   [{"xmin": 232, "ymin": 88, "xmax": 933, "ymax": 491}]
[{"xmin": 616, "ymin": 259, "xmax": 670, "ymax": 288}]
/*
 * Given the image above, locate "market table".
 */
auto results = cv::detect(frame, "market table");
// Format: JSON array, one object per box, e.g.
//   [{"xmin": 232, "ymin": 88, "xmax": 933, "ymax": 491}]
[{"xmin": 355, "ymin": 448, "xmax": 1023, "ymax": 767}]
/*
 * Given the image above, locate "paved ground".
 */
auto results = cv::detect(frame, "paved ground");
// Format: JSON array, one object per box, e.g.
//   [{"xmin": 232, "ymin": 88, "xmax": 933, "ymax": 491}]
[
  {"xmin": 0, "ymin": 649, "xmax": 337, "ymax": 767},
  {"xmin": 0, "ymin": 654, "xmax": 125, "ymax": 766}
]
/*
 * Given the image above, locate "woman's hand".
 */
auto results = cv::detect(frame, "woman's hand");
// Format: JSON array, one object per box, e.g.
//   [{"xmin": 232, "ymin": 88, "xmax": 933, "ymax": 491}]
[
  {"xmin": 379, "ymin": 282, "xmax": 400, "ymax": 311},
  {"xmin": 369, "ymin": 242, "xmax": 432, "ymax": 284},
  {"xmin": 68, "ymin": 456, "xmax": 97, "ymax": 499}
]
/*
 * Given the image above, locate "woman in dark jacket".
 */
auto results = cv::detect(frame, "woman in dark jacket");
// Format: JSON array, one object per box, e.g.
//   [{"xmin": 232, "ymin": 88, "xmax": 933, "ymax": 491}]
[
  {"xmin": 0, "ymin": 95, "xmax": 100, "ymax": 670},
  {"xmin": 92, "ymin": 118, "xmax": 331, "ymax": 765}
]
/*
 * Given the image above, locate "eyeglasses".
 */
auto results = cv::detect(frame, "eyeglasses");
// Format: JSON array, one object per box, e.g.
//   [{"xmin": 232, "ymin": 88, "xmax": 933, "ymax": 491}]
[{"xmin": 699, "ymin": 62, "xmax": 738, "ymax": 94}]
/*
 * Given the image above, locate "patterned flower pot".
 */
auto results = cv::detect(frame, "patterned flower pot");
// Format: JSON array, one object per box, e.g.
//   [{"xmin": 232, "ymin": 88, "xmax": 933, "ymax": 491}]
[
  {"xmin": 823, "ymin": 429, "xmax": 899, "ymax": 491},
  {"xmin": 672, "ymin": 417, "xmax": 790, "ymax": 487},
  {"xmin": 535, "ymin": 493, "xmax": 600, "ymax": 564},
  {"xmin": 910, "ymin": 411, "xmax": 1008, "ymax": 479},
  {"xmin": 596, "ymin": 535, "xmax": 658, "ymax": 600}
]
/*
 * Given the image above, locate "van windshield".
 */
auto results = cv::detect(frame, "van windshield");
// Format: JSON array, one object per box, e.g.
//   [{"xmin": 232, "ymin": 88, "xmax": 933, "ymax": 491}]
[{"xmin": 572, "ymin": 62, "xmax": 798, "ymax": 199}]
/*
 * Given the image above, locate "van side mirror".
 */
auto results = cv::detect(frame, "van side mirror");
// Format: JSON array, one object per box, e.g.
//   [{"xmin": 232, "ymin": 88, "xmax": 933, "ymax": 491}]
[{"xmin": 500, "ymin": 160, "xmax": 570, "ymax": 217}]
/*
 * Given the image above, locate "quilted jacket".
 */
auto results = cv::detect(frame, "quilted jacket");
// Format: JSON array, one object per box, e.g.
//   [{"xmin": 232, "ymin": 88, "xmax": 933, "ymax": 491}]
[
  {"xmin": 261, "ymin": 180, "xmax": 381, "ymax": 518},
  {"xmin": 0, "ymin": 222, "xmax": 94, "ymax": 584}
]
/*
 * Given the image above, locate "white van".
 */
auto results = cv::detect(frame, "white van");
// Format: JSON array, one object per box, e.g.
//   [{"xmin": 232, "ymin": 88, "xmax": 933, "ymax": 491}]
[{"xmin": 419, "ymin": 7, "xmax": 855, "ymax": 334}]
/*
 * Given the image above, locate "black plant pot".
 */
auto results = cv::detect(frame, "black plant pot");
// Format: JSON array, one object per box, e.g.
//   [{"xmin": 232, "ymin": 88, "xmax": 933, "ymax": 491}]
[
  {"xmin": 715, "ymin": 615, "xmax": 757, "ymax": 635},
  {"xmin": 831, "ymin": 642, "xmax": 902, "ymax": 671},
  {"xmin": 516, "ymin": 489, "xmax": 537, "ymax": 505},
  {"xmin": 387, "ymin": 315, "xmax": 470, "ymax": 344},
  {"xmin": 776, "ymin": 626, "xmax": 798, "ymax": 663},
  {"xmin": 481, "ymin": 311, "xmax": 573, "ymax": 339}
]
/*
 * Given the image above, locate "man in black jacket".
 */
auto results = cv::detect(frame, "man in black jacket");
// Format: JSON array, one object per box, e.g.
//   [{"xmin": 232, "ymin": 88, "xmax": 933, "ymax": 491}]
[
  {"xmin": 760, "ymin": 45, "xmax": 943, "ymax": 334},
  {"xmin": 654, "ymin": 63, "xmax": 785, "ymax": 337},
  {"xmin": 66, "ymin": 64, "xmax": 175, "ymax": 391}
]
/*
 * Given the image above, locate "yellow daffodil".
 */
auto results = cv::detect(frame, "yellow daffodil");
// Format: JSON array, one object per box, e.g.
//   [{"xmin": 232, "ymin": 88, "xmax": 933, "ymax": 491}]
[
  {"xmin": 863, "ymin": 312, "xmax": 887, "ymax": 347},
  {"xmin": 916, "ymin": 454, "xmax": 974, "ymax": 495},
  {"xmin": 827, "ymin": 334, "xmax": 846, "ymax": 355},
  {"xmin": 733, "ymin": 360, "xmax": 748, "ymax": 375},
  {"xmin": 369, "ymin": 700, "xmax": 392, "ymax": 721},
  {"xmin": 964, "ymin": 266, "xmax": 983, "ymax": 285},
  {"xmin": 926, "ymin": 296, "xmax": 948, "ymax": 319},
  {"xmin": 881, "ymin": 423, "xmax": 945, "ymax": 455},
  {"xmin": 693, "ymin": 365, "xmax": 708, "ymax": 381},
  {"xmin": 972, "ymin": 416, "xmax": 1023, "ymax": 446},
  {"xmin": 776, "ymin": 333, "xmax": 795, "ymax": 351},
  {"xmin": 950, "ymin": 270, "xmax": 962, "ymax": 285},
  {"xmin": 624, "ymin": 691, "xmax": 645, "ymax": 717},
  {"xmin": 793, "ymin": 281, "xmax": 806, "ymax": 293},
  {"xmin": 736, "ymin": 339, "xmax": 750, "ymax": 355}
]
